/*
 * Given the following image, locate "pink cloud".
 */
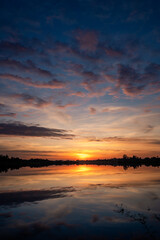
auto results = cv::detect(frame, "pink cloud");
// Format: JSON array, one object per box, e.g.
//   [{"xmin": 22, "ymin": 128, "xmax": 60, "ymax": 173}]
[
  {"xmin": 122, "ymin": 86, "xmax": 145, "ymax": 96},
  {"xmin": 75, "ymin": 30, "xmax": 98, "ymax": 52},
  {"xmin": 11, "ymin": 93, "xmax": 52, "ymax": 108},
  {"xmin": 87, "ymin": 87, "xmax": 111, "ymax": 97},
  {"xmin": 0, "ymin": 59, "xmax": 53, "ymax": 78},
  {"xmin": 102, "ymin": 107, "xmax": 129, "ymax": 113},
  {"xmin": 68, "ymin": 91, "xmax": 86, "ymax": 97},
  {"xmin": 56, "ymin": 103, "xmax": 79, "ymax": 109},
  {"xmin": 0, "ymin": 74, "xmax": 66, "ymax": 89},
  {"xmin": 105, "ymin": 47, "xmax": 123, "ymax": 57}
]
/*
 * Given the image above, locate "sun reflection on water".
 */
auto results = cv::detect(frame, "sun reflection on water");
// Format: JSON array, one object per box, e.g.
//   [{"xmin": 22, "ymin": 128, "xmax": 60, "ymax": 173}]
[{"xmin": 75, "ymin": 165, "xmax": 91, "ymax": 172}]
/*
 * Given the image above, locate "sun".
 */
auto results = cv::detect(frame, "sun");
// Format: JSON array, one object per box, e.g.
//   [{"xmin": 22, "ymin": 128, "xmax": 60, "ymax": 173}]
[{"xmin": 76, "ymin": 153, "xmax": 90, "ymax": 160}]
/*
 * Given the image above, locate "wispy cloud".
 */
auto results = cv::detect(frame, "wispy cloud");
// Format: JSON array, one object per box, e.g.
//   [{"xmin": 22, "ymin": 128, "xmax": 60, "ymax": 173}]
[
  {"xmin": 0, "ymin": 103, "xmax": 17, "ymax": 118},
  {"xmin": 0, "ymin": 41, "xmax": 35, "ymax": 56},
  {"xmin": 0, "ymin": 73, "xmax": 66, "ymax": 89},
  {"xmin": 11, "ymin": 93, "xmax": 52, "ymax": 108},
  {"xmin": 88, "ymin": 136, "xmax": 160, "ymax": 145},
  {"xmin": 0, "ymin": 59, "xmax": 53, "ymax": 78}
]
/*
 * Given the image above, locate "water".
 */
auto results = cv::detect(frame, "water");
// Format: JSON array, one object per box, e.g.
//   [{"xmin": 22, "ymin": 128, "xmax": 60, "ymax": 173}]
[{"xmin": 0, "ymin": 165, "xmax": 160, "ymax": 240}]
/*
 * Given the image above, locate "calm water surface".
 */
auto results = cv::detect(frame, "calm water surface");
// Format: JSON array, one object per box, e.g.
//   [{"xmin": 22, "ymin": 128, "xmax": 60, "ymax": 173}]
[{"xmin": 0, "ymin": 165, "xmax": 160, "ymax": 240}]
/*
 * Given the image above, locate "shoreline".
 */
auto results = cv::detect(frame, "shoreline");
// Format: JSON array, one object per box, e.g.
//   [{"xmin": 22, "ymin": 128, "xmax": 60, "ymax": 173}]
[{"xmin": 0, "ymin": 155, "xmax": 160, "ymax": 172}]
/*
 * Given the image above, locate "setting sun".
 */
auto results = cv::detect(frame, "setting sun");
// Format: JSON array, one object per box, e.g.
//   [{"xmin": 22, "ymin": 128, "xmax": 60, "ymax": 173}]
[{"xmin": 76, "ymin": 153, "xmax": 90, "ymax": 160}]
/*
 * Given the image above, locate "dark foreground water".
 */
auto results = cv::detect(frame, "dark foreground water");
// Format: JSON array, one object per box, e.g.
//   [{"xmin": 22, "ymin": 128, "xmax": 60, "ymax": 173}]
[{"xmin": 0, "ymin": 165, "xmax": 160, "ymax": 240}]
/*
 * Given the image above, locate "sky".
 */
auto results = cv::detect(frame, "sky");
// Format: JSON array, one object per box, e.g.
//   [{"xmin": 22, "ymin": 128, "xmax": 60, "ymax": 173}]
[{"xmin": 0, "ymin": 0, "xmax": 160, "ymax": 160}]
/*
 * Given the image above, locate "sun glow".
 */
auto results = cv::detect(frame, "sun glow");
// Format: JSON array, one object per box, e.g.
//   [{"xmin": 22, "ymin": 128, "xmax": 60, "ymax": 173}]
[{"xmin": 76, "ymin": 153, "xmax": 90, "ymax": 160}]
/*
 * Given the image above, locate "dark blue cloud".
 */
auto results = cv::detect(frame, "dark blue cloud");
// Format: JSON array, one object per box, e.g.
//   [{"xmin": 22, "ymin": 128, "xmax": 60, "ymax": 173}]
[{"xmin": 0, "ymin": 122, "xmax": 75, "ymax": 138}]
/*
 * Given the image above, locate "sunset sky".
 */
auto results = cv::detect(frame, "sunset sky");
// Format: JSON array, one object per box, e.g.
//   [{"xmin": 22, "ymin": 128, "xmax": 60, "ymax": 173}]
[{"xmin": 0, "ymin": 0, "xmax": 160, "ymax": 160}]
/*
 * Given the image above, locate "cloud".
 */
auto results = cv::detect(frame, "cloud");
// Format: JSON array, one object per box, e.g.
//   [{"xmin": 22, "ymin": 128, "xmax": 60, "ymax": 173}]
[
  {"xmin": 88, "ymin": 181, "xmax": 160, "ymax": 189},
  {"xmin": 87, "ymin": 105, "xmax": 130, "ymax": 114},
  {"xmin": 68, "ymin": 91, "xmax": 86, "ymax": 97},
  {"xmin": 114, "ymin": 63, "xmax": 160, "ymax": 96},
  {"xmin": 55, "ymin": 222, "xmax": 77, "ymax": 228},
  {"xmin": 0, "ymin": 222, "xmax": 50, "ymax": 240},
  {"xmin": 91, "ymin": 215, "xmax": 99, "ymax": 223},
  {"xmin": 150, "ymin": 140, "xmax": 160, "ymax": 145},
  {"xmin": 105, "ymin": 47, "xmax": 123, "ymax": 57},
  {"xmin": 75, "ymin": 29, "xmax": 98, "ymax": 52},
  {"xmin": 0, "ymin": 212, "xmax": 12, "ymax": 218},
  {"xmin": 117, "ymin": 64, "xmax": 145, "ymax": 95},
  {"xmin": 48, "ymin": 40, "xmax": 100, "ymax": 63},
  {"xmin": 68, "ymin": 62, "xmax": 100, "ymax": 81},
  {"xmin": 0, "ymin": 113, "xmax": 16, "ymax": 117},
  {"xmin": 0, "ymin": 122, "xmax": 74, "ymax": 138},
  {"xmin": 127, "ymin": 9, "xmax": 152, "ymax": 22},
  {"xmin": 56, "ymin": 102, "xmax": 79, "ymax": 109},
  {"xmin": 145, "ymin": 62, "xmax": 160, "ymax": 78},
  {"xmin": 81, "ymin": 71, "xmax": 102, "ymax": 91},
  {"xmin": 66, "ymin": 62, "xmax": 104, "ymax": 92},
  {"xmin": 102, "ymin": 106, "xmax": 129, "ymax": 113},
  {"xmin": 88, "ymin": 136, "xmax": 160, "ymax": 145},
  {"xmin": 89, "ymin": 107, "xmax": 96, "ymax": 114},
  {"xmin": 0, "ymin": 73, "xmax": 66, "ymax": 89},
  {"xmin": 87, "ymin": 87, "xmax": 111, "ymax": 97},
  {"xmin": 122, "ymin": 85, "xmax": 145, "ymax": 96},
  {"xmin": 144, "ymin": 125, "xmax": 154, "ymax": 133},
  {"xmin": 68, "ymin": 63, "xmax": 103, "ymax": 91},
  {"xmin": 0, "ymin": 41, "xmax": 35, "ymax": 56},
  {"xmin": 0, "ymin": 149, "xmax": 72, "ymax": 160},
  {"xmin": 0, "ymin": 59, "xmax": 53, "ymax": 78},
  {"xmin": 104, "ymin": 65, "xmax": 149, "ymax": 97},
  {"xmin": 11, "ymin": 93, "xmax": 52, "ymax": 108},
  {"xmin": 0, "ymin": 187, "xmax": 75, "ymax": 207},
  {"xmin": 0, "ymin": 103, "xmax": 17, "ymax": 118}
]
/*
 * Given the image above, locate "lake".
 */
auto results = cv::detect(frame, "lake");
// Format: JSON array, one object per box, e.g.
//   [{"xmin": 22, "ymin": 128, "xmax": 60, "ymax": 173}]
[{"xmin": 0, "ymin": 165, "xmax": 160, "ymax": 240}]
